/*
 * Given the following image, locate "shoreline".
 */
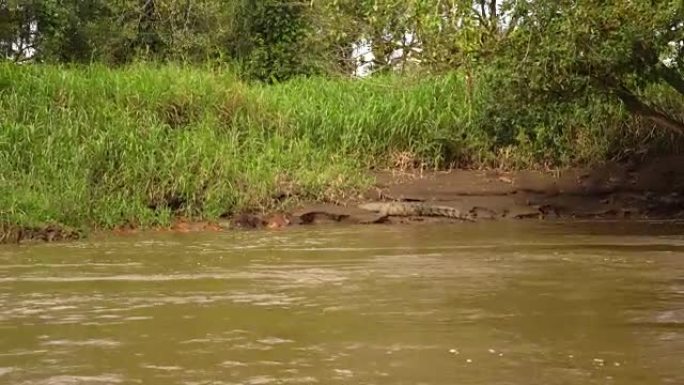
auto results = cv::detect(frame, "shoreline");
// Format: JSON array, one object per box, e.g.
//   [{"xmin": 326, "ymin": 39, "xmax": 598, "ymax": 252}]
[
  {"xmin": 4, "ymin": 64, "xmax": 683, "ymax": 246},
  {"xmin": 5, "ymin": 156, "xmax": 684, "ymax": 245}
]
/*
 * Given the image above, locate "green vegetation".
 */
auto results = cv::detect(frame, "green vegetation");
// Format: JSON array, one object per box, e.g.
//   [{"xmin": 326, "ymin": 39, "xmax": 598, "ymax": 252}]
[
  {"xmin": 1, "ymin": 63, "xmax": 681, "ymax": 238},
  {"xmin": 0, "ymin": 64, "xmax": 365, "ymax": 233},
  {"xmin": 1, "ymin": 1, "xmax": 683, "ymax": 240}
]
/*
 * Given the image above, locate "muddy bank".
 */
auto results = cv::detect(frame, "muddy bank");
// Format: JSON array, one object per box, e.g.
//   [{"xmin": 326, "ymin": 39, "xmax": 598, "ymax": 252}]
[
  {"xmin": 0, "ymin": 224, "xmax": 83, "ymax": 244},
  {"xmin": 6, "ymin": 156, "xmax": 684, "ymax": 244},
  {"xmin": 287, "ymin": 155, "xmax": 684, "ymax": 227}
]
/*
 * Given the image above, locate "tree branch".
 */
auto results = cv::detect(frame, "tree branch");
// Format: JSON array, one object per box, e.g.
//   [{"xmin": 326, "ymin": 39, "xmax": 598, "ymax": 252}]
[
  {"xmin": 632, "ymin": 40, "xmax": 684, "ymax": 96},
  {"xmin": 614, "ymin": 85, "xmax": 684, "ymax": 134},
  {"xmin": 478, "ymin": 0, "xmax": 487, "ymax": 27},
  {"xmin": 656, "ymin": 63, "xmax": 684, "ymax": 96},
  {"xmin": 489, "ymin": 0, "xmax": 497, "ymax": 19}
]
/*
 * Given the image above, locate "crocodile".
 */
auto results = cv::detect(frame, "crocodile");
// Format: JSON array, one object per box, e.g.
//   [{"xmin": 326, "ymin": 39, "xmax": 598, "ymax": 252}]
[{"xmin": 358, "ymin": 202, "xmax": 474, "ymax": 221}]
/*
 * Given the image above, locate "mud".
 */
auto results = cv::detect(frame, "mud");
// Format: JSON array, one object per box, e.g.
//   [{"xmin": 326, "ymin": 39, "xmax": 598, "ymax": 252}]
[
  {"xmin": 290, "ymin": 155, "xmax": 684, "ymax": 227},
  {"xmin": 0, "ymin": 224, "xmax": 82, "ymax": 244}
]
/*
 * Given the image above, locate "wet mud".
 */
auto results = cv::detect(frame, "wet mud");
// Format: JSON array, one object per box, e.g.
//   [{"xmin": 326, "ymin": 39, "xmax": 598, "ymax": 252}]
[{"xmin": 290, "ymin": 155, "xmax": 684, "ymax": 227}]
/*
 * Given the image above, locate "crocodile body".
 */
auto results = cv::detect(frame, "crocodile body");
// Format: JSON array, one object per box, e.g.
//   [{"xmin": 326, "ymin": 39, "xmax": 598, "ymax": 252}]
[{"xmin": 358, "ymin": 202, "xmax": 473, "ymax": 221}]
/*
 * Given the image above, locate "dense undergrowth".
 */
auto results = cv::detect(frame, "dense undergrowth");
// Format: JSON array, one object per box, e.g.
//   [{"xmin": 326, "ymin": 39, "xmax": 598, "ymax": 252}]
[{"xmin": 1, "ymin": 63, "xmax": 682, "ymax": 237}]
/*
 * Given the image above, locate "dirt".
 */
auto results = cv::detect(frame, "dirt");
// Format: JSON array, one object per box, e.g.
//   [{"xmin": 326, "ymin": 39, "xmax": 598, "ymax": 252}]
[
  {"xmin": 285, "ymin": 155, "xmax": 684, "ymax": 227},
  {"xmin": 6, "ymin": 156, "xmax": 684, "ymax": 243}
]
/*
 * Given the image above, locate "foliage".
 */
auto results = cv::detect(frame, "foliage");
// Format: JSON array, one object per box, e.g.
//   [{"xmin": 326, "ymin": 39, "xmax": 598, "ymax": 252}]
[
  {"xmin": 1, "ymin": 1, "xmax": 684, "ymax": 238},
  {"xmin": 1, "ymin": 0, "xmax": 240, "ymax": 63},
  {"xmin": 230, "ymin": 0, "xmax": 322, "ymax": 82},
  {"xmin": 1, "ymin": 64, "xmax": 682, "ymax": 236},
  {"xmin": 0, "ymin": 0, "xmax": 318, "ymax": 80},
  {"xmin": 489, "ymin": 0, "xmax": 684, "ymax": 133},
  {"xmin": 0, "ymin": 64, "xmax": 364, "ymax": 231},
  {"xmin": 312, "ymin": 0, "xmax": 520, "ymax": 72}
]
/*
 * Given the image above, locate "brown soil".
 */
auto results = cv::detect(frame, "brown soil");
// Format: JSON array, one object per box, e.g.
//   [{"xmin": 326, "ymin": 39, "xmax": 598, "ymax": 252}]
[
  {"xmin": 6, "ymin": 156, "xmax": 684, "ymax": 244},
  {"xmin": 287, "ymin": 155, "xmax": 684, "ymax": 227}
]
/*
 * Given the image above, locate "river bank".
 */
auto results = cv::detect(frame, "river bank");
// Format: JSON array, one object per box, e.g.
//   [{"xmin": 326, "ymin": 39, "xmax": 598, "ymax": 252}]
[
  {"xmin": 246, "ymin": 154, "xmax": 684, "ymax": 228},
  {"xmin": 2, "ymin": 64, "xmax": 683, "ymax": 244},
  {"xmin": 5, "ymin": 155, "xmax": 684, "ymax": 244}
]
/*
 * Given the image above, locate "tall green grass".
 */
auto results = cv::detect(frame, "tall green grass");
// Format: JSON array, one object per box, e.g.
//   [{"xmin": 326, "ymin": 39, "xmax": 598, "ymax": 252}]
[
  {"xmin": 0, "ymin": 64, "xmax": 366, "ymax": 231},
  {"xmin": 0, "ymin": 63, "xmax": 681, "ymax": 236}
]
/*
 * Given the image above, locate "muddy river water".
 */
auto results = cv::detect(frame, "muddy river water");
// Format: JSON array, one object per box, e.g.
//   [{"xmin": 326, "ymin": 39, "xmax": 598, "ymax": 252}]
[{"xmin": 1, "ymin": 221, "xmax": 683, "ymax": 385}]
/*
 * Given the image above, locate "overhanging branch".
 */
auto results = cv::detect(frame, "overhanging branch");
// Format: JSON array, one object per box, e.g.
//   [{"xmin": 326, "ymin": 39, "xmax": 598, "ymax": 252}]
[
  {"xmin": 614, "ymin": 85, "xmax": 684, "ymax": 134},
  {"xmin": 656, "ymin": 63, "xmax": 684, "ymax": 96}
]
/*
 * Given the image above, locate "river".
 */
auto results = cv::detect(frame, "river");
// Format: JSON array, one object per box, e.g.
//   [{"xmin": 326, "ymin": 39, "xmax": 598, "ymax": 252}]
[{"xmin": 1, "ymin": 221, "xmax": 683, "ymax": 384}]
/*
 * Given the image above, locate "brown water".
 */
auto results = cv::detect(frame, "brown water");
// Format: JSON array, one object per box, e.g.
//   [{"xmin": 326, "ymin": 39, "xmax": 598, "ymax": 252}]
[{"xmin": 1, "ymin": 221, "xmax": 683, "ymax": 385}]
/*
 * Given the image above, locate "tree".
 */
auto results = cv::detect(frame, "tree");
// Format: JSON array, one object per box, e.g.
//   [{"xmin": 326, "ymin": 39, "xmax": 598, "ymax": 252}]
[
  {"xmin": 494, "ymin": 0, "xmax": 684, "ymax": 133},
  {"xmin": 231, "ymin": 0, "xmax": 321, "ymax": 82}
]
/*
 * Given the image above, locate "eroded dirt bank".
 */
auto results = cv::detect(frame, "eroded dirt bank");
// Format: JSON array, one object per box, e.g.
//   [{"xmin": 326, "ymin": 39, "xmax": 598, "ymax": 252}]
[{"xmin": 284, "ymin": 155, "xmax": 684, "ymax": 227}]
